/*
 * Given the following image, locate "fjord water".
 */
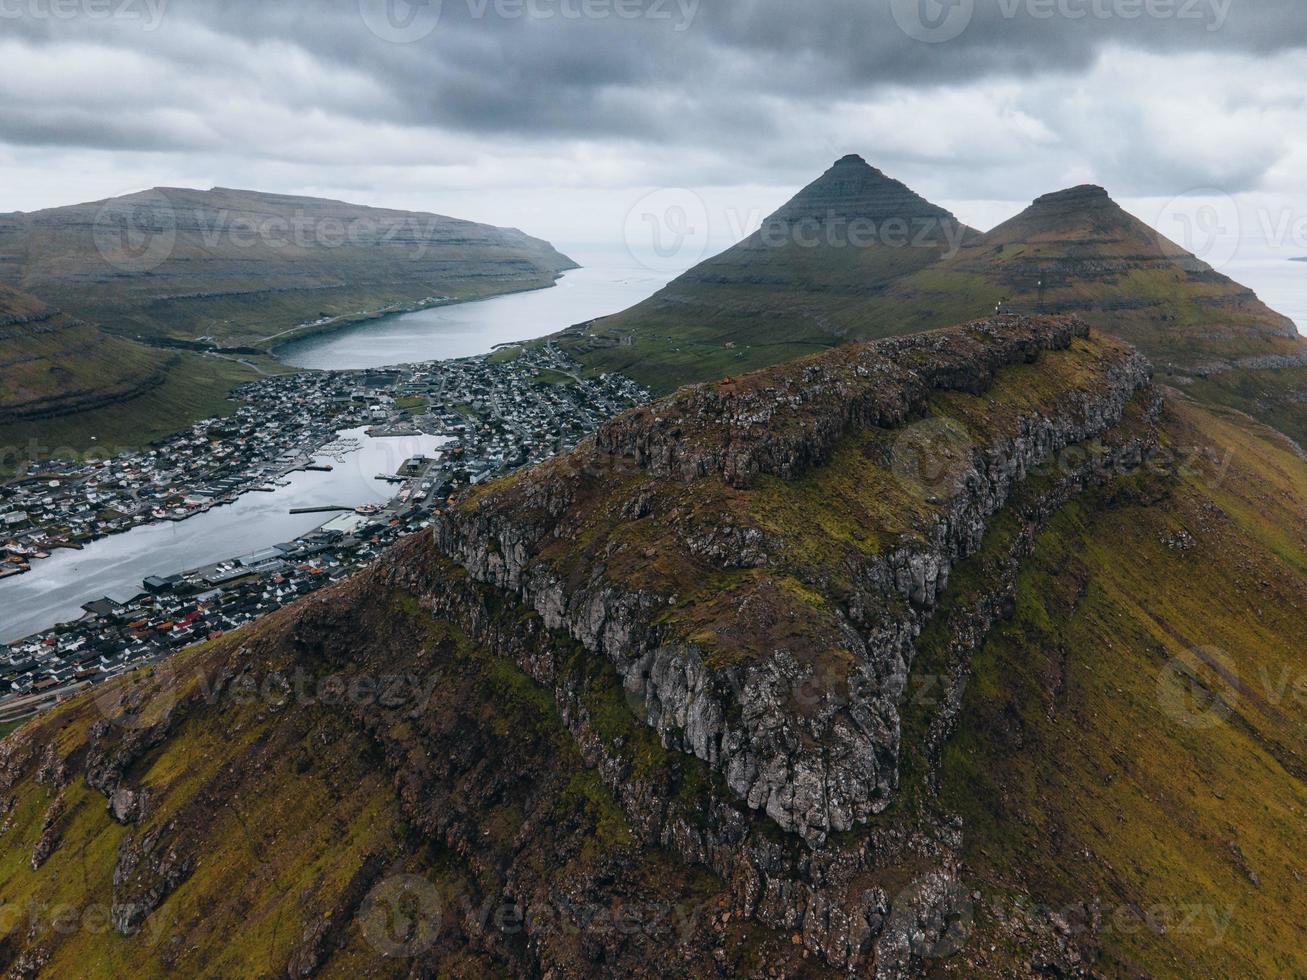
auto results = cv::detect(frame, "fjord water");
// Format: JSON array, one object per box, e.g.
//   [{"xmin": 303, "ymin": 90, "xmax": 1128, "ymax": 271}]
[
  {"xmin": 277, "ymin": 252, "xmax": 679, "ymax": 369},
  {"xmin": 0, "ymin": 429, "xmax": 447, "ymax": 645},
  {"xmin": 0, "ymin": 253, "xmax": 674, "ymax": 644}
]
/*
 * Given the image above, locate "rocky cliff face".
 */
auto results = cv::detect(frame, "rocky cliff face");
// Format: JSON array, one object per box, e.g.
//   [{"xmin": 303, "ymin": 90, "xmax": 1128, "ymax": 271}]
[{"xmin": 436, "ymin": 316, "xmax": 1153, "ymax": 844}]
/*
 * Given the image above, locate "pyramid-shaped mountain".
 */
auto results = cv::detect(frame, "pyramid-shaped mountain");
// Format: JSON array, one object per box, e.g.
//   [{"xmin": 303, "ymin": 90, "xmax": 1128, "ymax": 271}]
[
  {"xmin": 763, "ymin": 153, "xmax": 962, "ymax": 227},
  {"xmin": 567, "ymin": 165, "xmax": 1304, "ymax": 412},
  {"xmin": 561, "ymin": 155, "xmax": 978, "ymax": 391},
  {"xmin": 866, "ymin": 184, "xmax": 1302, "ymax": 373}
]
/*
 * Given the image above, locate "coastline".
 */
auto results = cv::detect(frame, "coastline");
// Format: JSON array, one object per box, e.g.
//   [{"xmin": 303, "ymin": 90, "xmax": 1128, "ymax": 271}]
[{"xmin": 266, "ymin": 272, "xmax": 573, "ymax": 358}]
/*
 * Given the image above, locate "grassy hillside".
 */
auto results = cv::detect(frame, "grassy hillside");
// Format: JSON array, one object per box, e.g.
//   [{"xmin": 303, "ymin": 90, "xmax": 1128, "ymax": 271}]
[
  {"xmin": 0, "ymin": 285, "xmax": 259, "ymax": 470},
  {"xmin": 566, "ymin": 171, "xmax": 1304, "ymax": 427},
  {"xmin": 560, "ymin": 155, "xmax": 977, "ymax": 389},
  {"xmin": 932, "ymin": 393, "xmax": 1307, "ymax": 976},
  {"xmin": 0, "ymin": 285, "xmax": 170, "ymax": 426},
  {"xmin": 2, "ymin": 318, "xmax": 1304, "ymax": 975},
  {"xmin": 864, "ymin": 185, "xmax": 1303, "ymax": 373},
  {"xmin": 0, "ymin": 186, "xmax": 577, "ymax": 350}
]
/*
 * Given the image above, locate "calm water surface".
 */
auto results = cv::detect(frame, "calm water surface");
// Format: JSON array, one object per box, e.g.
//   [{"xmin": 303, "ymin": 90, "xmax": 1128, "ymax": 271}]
[
  {"xmin": 277, "ymin": 257, "xmax": 675, "ymax": 370},
  {"xmin": 0, "ymin": 429, "xmax": 447, "ymax": 643}
]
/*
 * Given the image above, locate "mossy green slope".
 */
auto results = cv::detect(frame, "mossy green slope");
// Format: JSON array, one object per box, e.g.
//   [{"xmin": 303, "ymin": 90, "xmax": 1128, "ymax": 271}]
[
  {"xmin": 0, "ymin": 285, "xmax": 259, "ymax": 467},
  {"xmin": 1, "ymin": 323, "xmax": 1305, "ymax": 975},
  {"xmin": 928, "ymin": 393, "xmax": 1307, "ymax": 977},
  {"xmin": 0, "ymin": 545, "xmax": 815, "ymax": 978},
  {"xmin": 867, "ymin": 185, "xmax": 1302, "ymax": 373},
  {"xmin": 560, "ymin": 155, "xmax": 977, "ymax": 391}
]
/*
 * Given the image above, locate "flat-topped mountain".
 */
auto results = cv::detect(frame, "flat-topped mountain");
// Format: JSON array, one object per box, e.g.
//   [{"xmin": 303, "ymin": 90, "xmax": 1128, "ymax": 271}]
[
  {"xmin": 3, "ymin": 316, "xmax": 1304, "ymax": 976},
  {"xmin": 0, "ymin": 187, "xmax": 577, "ymax": 348},
  {"xmin": 561, "ymin": 155, "xmax": 978, "ymax": 386}
]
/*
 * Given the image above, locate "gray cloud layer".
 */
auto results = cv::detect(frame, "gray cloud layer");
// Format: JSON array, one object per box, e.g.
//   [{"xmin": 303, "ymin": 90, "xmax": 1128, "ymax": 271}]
[{"xmin": 1, "ymin": 0, "xmax": 1305, "ymax": 234}]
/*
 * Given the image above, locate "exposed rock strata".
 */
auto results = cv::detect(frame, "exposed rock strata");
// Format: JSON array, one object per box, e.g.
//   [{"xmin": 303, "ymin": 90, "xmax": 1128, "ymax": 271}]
[{"xmin": 435, "ymin": 317, "xmax": 1154, "ymax": 845}]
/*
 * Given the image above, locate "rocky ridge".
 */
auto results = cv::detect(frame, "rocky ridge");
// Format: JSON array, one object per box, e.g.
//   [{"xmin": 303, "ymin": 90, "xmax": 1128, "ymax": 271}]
[
  {"xmin": 6, "ymin": 310, "xmax": 1305, "ymax": 976},
  {"xmin": 436, "ymin": 316, "xmax": 1154, "ymax": 845}
]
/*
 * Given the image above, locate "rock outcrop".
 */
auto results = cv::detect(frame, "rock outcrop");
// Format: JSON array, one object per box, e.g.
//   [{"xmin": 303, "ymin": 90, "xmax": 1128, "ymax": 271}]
[{"xmin": 436, "ymin": 316, "xmax": 1154, "ymax": 844}]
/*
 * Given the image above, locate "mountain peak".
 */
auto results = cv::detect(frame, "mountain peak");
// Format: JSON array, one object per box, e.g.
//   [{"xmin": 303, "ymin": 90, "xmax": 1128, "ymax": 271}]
[
  {"xmin": 1031, "ymin": 184, "xmax": 1114, "ymax": 208},
  {"xmin": 833, "ymin": 152, "xmax": 871, "ymax": 167},
  {"xmin": 985, "ymin": 183, "xmax": 1134, "ymax": 241},
  {"xmin": 765, "ymin": 156, "xmax": 961, "ymax": 229}
]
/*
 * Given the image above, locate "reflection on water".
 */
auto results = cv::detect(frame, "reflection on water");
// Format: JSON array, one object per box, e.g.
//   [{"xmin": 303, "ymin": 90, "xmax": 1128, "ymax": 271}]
[
  {"xmin": 277, "ymin": 260, "xmax": 676, "ymax": 370},
  {"xmin": 0, "ymin": 428, "xmax": 447, "ymax": 644}
]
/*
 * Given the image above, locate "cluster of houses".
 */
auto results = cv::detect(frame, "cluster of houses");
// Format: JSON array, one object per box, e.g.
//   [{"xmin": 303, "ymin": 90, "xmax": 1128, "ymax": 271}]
[
  {"xmin": 0, "ymin": 344, "xmax": 647, "ymax": 724},
  {"xmin": 0, "ymin": 372, "xmax": 386, "ymax": 580}
]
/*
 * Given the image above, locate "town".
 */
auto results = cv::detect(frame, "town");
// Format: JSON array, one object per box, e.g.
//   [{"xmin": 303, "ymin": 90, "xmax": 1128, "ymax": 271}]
[{"xmin": 0, "ymin": 344, "xmax": 646, "ymax": 727}]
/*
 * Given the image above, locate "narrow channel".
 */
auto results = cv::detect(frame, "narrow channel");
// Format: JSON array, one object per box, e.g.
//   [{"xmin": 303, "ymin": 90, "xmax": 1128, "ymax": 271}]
[{"xmin": 0, "ymin": 254, "xmax": 673, "ymax": 643}]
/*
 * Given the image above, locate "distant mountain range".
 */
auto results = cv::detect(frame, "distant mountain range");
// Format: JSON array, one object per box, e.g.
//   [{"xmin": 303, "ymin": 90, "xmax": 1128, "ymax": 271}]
[
  {"xmin": 563, "ymin": 156, "xmax": 1300, "ymax": 392},
  {"xmin": 0, "ymin": 186, "xmax": 576, "ymax": 350}
]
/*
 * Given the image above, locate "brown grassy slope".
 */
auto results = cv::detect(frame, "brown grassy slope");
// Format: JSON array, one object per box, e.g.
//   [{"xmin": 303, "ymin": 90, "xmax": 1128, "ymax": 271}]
[
  {"xmin": 931, "ymin": 393, "xmax": 1307, "ymax": 978},
  {"xmin": 863, "ymin": 185, "xmax": 1302, "ymax": 372},
  {"xmin": 0, "ymin": 554, "xmax": 817, "ymax": 978}
]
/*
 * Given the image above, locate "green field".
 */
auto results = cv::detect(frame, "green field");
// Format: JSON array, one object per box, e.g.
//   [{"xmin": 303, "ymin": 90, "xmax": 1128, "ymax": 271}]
[{"xmin": 0, "ymin": 354, "xmax": 262, "ymax": 474}]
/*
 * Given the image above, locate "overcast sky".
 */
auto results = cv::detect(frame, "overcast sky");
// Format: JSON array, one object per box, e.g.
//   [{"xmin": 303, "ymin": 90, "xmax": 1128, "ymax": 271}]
[{"xmin": 2, "ymin": 0, "xmax": 1306, "ymax": 278}]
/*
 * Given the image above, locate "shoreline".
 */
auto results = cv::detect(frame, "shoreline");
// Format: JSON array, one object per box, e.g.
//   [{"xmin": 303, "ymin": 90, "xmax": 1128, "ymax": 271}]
[
  {"xmin": 0, "ymin": 416, "xmax": 438, "ymax": 587},
  {"xmin": 266, "ymin": 272, "xmax": 572, "ymax": 359}
]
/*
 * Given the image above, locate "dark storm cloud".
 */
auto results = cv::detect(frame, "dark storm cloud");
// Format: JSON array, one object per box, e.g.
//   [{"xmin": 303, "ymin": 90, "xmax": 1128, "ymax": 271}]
[
  {"xmin": 1, "ymin": 0, "xmax": 1305, "ymax": 203},
  {"xmin": 11, "ymin": 0, "xmax": 1304, "ymax": 141}
]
